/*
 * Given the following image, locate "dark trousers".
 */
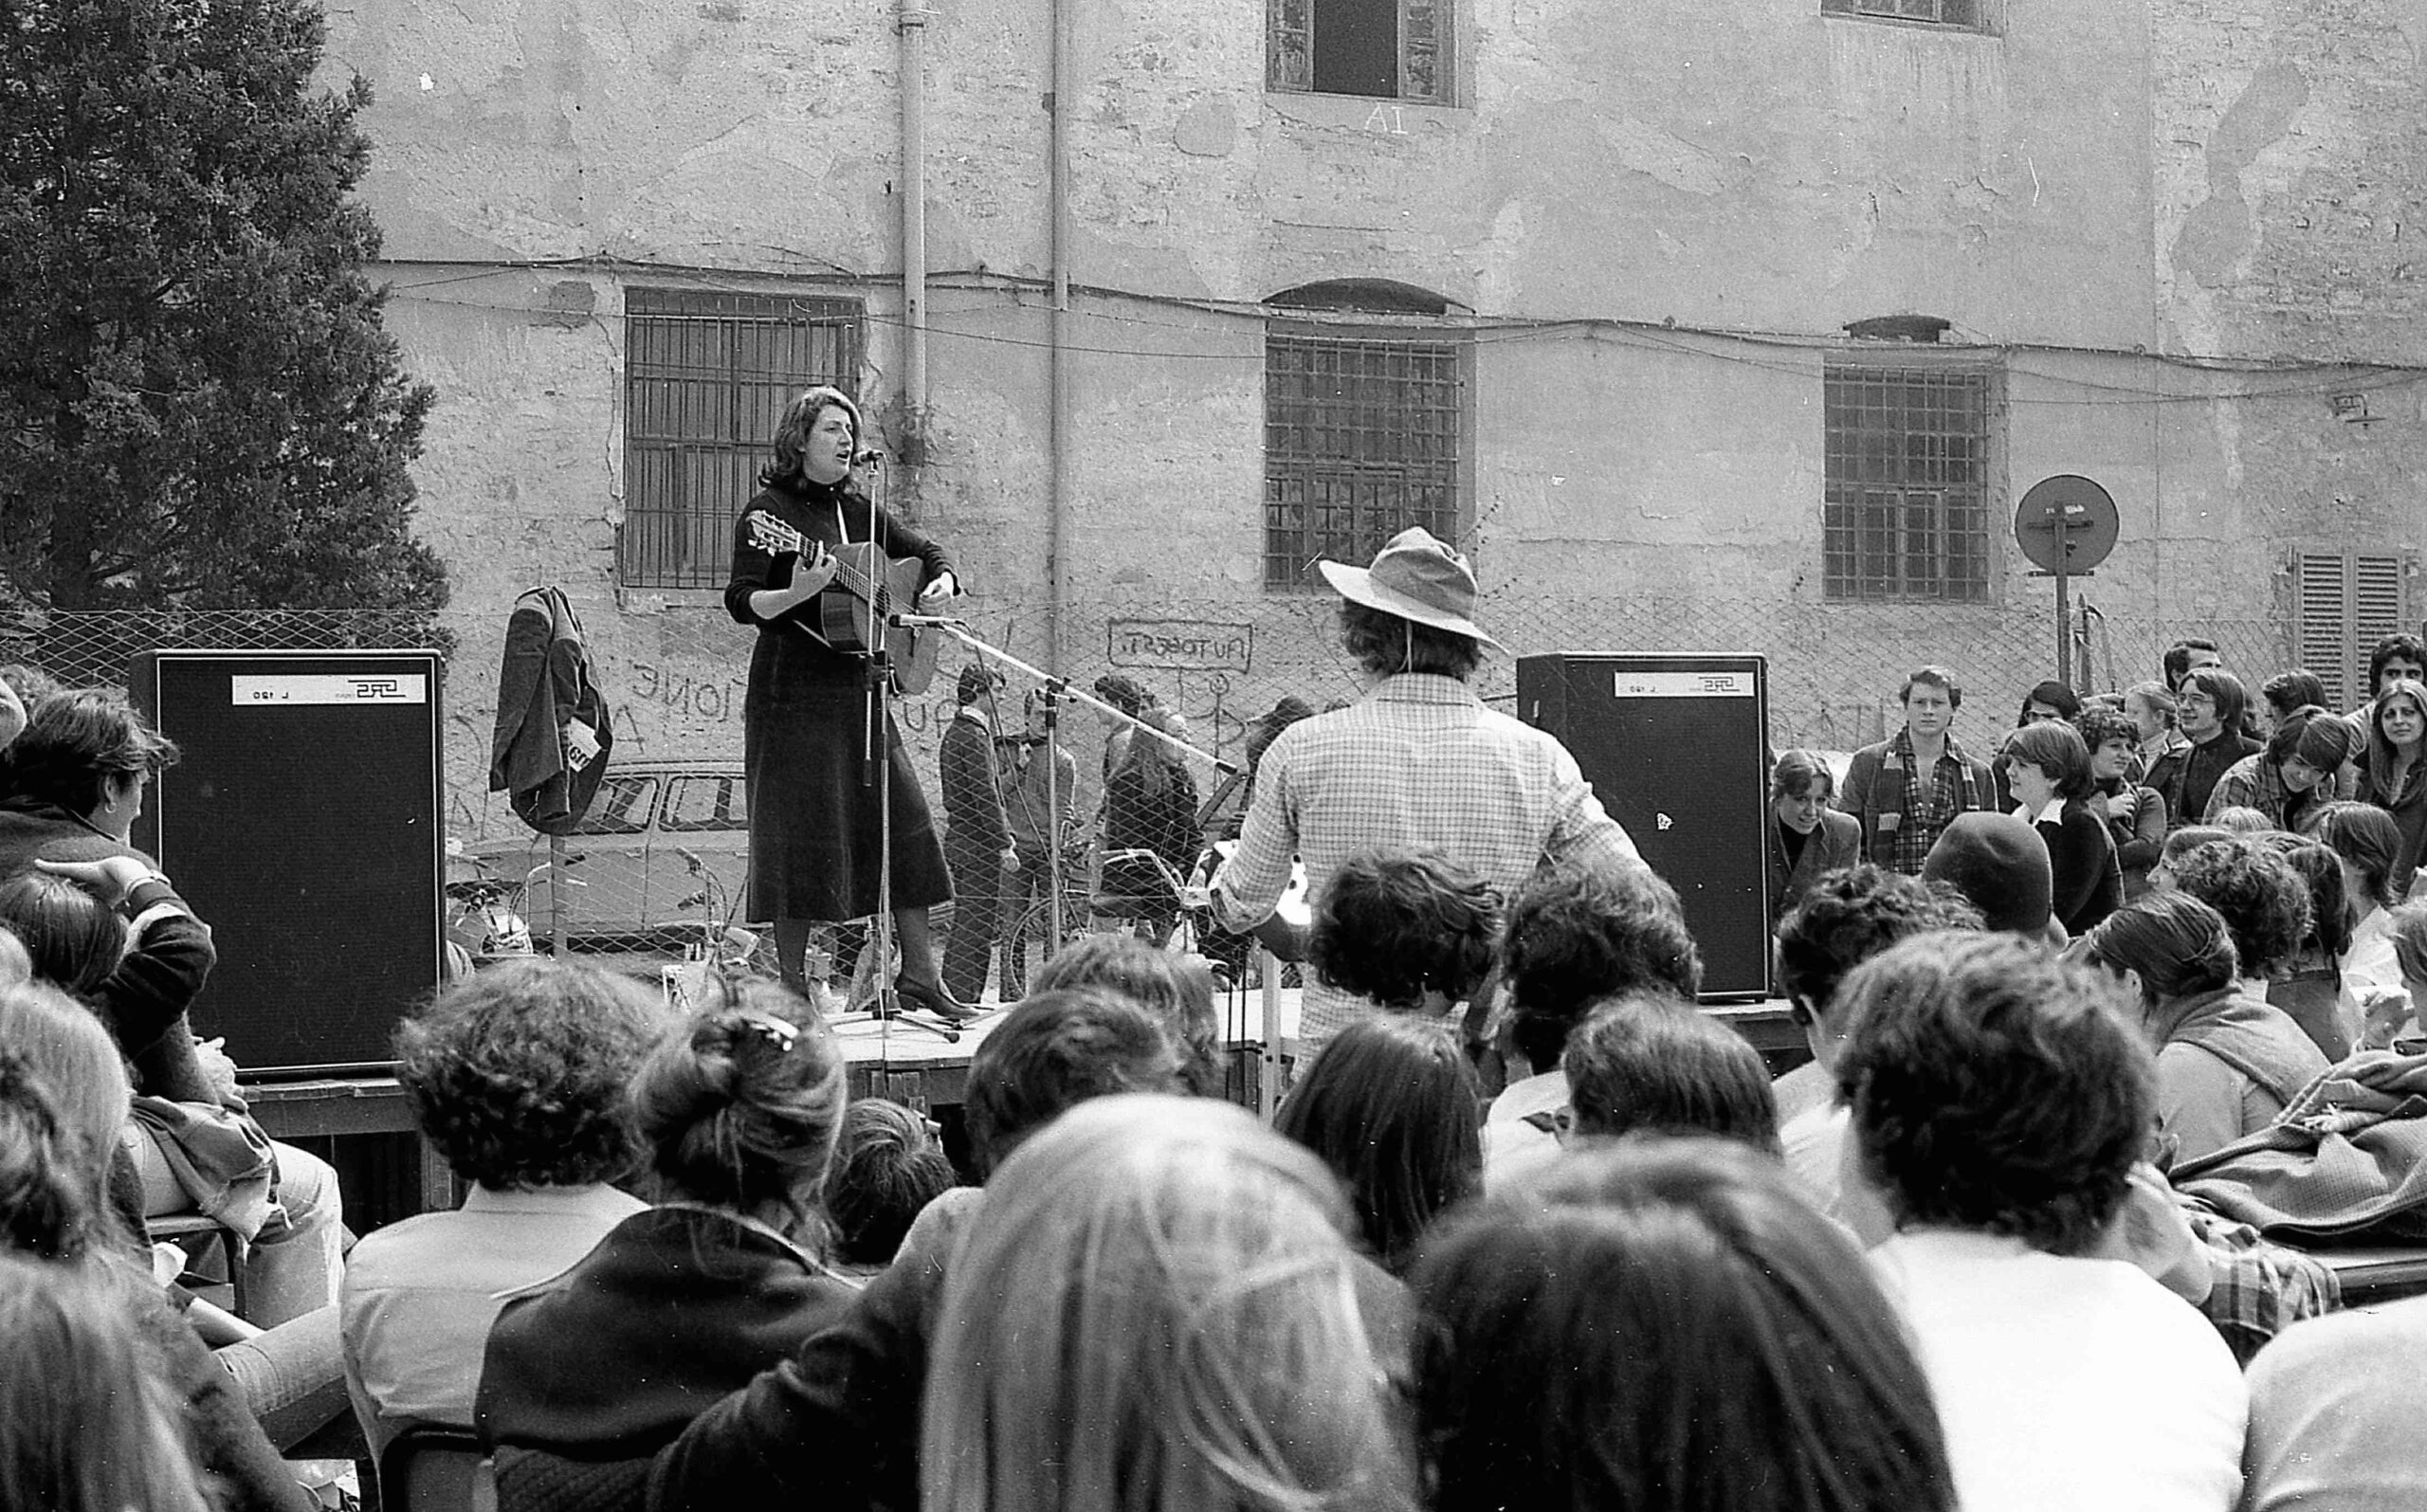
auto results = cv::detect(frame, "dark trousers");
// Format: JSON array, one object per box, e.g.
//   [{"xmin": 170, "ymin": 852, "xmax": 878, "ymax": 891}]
[{"xmin": 940, "ymin": 829, "xmax": 1003, "ymax": 1002}]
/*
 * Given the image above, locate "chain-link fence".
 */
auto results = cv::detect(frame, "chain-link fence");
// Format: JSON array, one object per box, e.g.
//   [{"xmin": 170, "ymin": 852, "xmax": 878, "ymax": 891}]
[{"xmin": 3, "ymin": 590, "xmax": 2317, "ymax": 1004}]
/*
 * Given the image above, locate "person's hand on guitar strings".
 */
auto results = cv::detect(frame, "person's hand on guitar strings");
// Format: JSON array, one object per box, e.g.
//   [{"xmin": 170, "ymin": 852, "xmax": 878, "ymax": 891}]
[{"xmin": 917, "ymin": 569, "xmax": 960, "ymax": 608}]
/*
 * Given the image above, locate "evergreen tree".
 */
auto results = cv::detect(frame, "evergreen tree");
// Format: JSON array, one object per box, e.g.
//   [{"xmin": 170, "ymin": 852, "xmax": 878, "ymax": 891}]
[{"xmin": 0, "ymin": 0, "xmax": 446, "ymax": 615}]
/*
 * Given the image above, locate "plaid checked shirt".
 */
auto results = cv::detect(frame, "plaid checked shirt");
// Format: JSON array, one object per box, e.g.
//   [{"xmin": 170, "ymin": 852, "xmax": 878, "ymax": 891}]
[
  {"xmin": 1211, "ymin": 673, "xmax": 1643, "ymax": 1047},
  {"xmin": 1891, "ymin": 728, "xmax": 1986, "ymax": 875}
]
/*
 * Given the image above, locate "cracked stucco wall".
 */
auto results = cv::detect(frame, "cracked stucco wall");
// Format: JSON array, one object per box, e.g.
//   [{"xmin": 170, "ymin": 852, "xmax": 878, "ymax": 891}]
[{"xmin": 318, "ymin": 0, "xmax": 2419, "ymax": 834}]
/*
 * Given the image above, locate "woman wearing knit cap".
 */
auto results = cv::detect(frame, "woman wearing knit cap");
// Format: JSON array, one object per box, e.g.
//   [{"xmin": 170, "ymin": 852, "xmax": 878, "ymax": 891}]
[{"xmin": 2202, "ymin": 704, "xmax": 2363, "ymax": 833}]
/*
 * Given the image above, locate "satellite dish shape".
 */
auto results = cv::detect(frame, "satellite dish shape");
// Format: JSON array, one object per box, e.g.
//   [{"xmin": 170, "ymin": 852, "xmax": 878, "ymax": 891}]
[{"xmin": 2014, "ymin": 475, "xmax": 2119, "ymax": 574}]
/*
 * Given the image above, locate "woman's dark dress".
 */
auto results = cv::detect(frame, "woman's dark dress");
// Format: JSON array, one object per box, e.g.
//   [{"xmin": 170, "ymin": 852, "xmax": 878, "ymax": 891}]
[{"xmin": 724, "ymin": 479, "xmax": 954, "ymax": 921}]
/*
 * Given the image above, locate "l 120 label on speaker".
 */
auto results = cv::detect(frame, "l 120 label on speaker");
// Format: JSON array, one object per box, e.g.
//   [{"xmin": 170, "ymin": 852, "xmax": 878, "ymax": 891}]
[
  {"xmin": 1610, "ymin": 670, "xmax": 1756, "ymax": 699},
  {"xmin": 229, "ymin": 674, "xmax": 429, "ymax": 705}
]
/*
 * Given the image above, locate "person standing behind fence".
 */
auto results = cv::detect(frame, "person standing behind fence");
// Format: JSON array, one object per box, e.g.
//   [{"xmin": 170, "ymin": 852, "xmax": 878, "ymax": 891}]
[
  {"xmin": 1211, "ymin": 527, "xmax": 1643, "ymax": 1050},
  {"xmin": 938, "ymin": 664, "xmax": 1015, "ymax": 1005},
  {"xmin": 2170, "ymin": 668, "xmax": 2261, "ymax": 829},
  {"xmin": 1836, "ymin": 666, "xmax": 1998, "ymax": 876},
  {"xmin": 1099, "ymin": 706, "xmax": 1199, "ymax": 942},
  {"xmin": 997, "ymin": 688, "xmax": 1077, "ymax": 999}
]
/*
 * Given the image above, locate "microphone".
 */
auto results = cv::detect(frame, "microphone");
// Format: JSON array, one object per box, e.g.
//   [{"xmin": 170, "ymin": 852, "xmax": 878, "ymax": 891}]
[
  {"xmin": 852, "ymin": 448, "xmax": 886, "ymax": 466},
  {"xmin": 889, "ymin": 611, "xmax": 963, "ymax": 628}
]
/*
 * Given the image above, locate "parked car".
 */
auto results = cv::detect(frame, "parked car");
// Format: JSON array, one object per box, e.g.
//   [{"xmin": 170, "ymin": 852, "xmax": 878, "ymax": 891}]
[{"xmin": 458, "ymin": 759, "xmax": 753, "ymax": 951}]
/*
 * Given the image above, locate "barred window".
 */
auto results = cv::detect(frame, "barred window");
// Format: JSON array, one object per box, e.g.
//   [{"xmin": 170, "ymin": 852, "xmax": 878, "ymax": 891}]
[
  {"xmin": 620, "ymin": 289, "xmax": 864, "ymax": 590},
  {"xmin": 1823, "ymin": 365, "xmax": 1995, "ymax": 602},
  {"xmin": 1265, "ymin": 331, "xmax": 1467, "ymax": 588},
  {"xmin": 1268, "ymin": 0, "xmax": 1447, "ymax": 102},
  {"xmin": 1819, "ymin": 0, "xmax": 1985, "ymax": 27}
]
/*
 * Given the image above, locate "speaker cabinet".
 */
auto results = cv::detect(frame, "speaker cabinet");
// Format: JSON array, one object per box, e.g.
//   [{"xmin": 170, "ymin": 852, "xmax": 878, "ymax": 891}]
[
  {"xmin": 132, "ymin": 650, "xmax": 444, "ymax": 1075},
  {"xmin": 1517, "ymin": 654, "xmax": 1771, "ymax": 1000}
]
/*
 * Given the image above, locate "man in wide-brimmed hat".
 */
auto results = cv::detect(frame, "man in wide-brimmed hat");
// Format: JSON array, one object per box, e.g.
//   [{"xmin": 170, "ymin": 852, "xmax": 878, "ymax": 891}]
[{"xmin": 1210, "ymin": 526, "xmax": 1645, "ymax": 1048}]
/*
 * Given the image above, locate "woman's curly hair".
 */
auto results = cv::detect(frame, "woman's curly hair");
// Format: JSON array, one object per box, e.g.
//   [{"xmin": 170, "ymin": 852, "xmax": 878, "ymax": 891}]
[
  {"xmin": 2167, "ymin": 836, "xmax": 2312, "ymax": 979},
  {"xmin": 395, "ymin": 959, "xmax": 671, "ymax": 1191}
]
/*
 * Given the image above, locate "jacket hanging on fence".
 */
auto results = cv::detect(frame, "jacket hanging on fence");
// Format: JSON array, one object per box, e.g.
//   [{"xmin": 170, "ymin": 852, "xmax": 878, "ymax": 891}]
[
  {"xmin": 490, "ymin": 586, "xmax": 613, "ymax": 835},
  {"xmin": 2171, "ymin": 1048, "xmax": 2427, "ymax": 1243}
]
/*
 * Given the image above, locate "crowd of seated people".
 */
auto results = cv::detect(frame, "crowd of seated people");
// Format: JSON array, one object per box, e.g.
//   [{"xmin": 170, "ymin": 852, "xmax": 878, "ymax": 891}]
[{"xmin": 17, "ymin": 644, "xmax": 2427, "ymax": 1512}]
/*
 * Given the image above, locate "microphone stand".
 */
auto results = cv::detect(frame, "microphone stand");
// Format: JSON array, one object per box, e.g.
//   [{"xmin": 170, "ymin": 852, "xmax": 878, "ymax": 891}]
[{"xmin": 823, "ymin": 455, "xmax": 959, "ymax": 1046}]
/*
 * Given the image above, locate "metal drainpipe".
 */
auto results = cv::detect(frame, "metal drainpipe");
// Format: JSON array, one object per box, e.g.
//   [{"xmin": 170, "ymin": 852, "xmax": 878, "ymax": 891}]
[
  {"xmin": 1047, "ymin": 0, "xmax": 1072, "ymax": 672},
  {"xmin": 898, "ymin": 0, "xmax": 930, "ymax": 417}
]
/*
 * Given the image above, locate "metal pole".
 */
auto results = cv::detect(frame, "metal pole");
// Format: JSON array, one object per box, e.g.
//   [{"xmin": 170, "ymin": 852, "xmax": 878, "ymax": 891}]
[
  {"xmin": 2053, "ymin": 511, "xmax": 2072, "ymax": 688},
  {"xmin": 898, "ymin": 0, "xmax": 930, "ymax": 413}
]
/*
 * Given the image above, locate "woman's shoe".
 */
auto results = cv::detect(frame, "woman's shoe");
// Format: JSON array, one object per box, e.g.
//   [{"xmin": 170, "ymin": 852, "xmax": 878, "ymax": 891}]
[{"xmin": 892, "ymin": 975, "xmax": 982, "ymax": 1023}]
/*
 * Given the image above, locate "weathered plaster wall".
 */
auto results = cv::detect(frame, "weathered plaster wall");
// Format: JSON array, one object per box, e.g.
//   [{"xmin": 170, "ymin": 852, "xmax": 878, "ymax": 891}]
[
  {"xmin": 2153, "ymin": 0, "xmax": 2427, "ymax": 360},
  {"xmin": 323, "ymin": 0, "xmax": 2422, "ymax": 844}
]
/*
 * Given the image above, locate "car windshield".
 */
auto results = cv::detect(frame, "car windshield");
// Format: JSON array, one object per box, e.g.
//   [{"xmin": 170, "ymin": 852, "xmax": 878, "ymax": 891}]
[
  {"xmin": 662, "ymin": 774, "xmax": 746, "ymax": 832},
  {"xmin": 574, "ymin": 775, "xmax": 658, "ymax": 835}
]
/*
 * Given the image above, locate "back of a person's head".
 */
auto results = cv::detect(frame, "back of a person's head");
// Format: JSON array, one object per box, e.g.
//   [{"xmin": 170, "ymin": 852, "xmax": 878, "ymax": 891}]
[
  {"xmin": 2080, "ymin": 891, "xmax": 2240, "ymax": 1002},
  {"xmin": 0, "ymin": 925, "xmax": 27, "ymax": 991},
  {"xmin": 0, "ymin": 1039, "xmax": 107, "ymax": 1263},
  {"xmin": 1308, "ymin": 846, "xmax": 1501, "ymax": 1011},
  {"xmin": 1773, "ymin": 865, "xmax": 1985, "ymax": 1025},
  {"xmin": 962, "ymin": 987, "xmax": 1186, "ymax": 1175},
  {"xmin": 2259, "ymin": 671, "xmax": 2329, "ymax": 720},
  {"xmin": 0, "ymin": 688, "xmax": 177, "ymax": 816},
  {"xmin": 0, "ymin": 872, "xmax": 126, "ymax": 999},
  {"xmin": 634, "ymin": 979, "xmax": 846, "ymax": 1230},
  {"xmin": 922, "ymin": 1095, "xmax": 1406, "ymax": 1512},
  {"xmin": 1029, "ymin": 935, "xmax": 1221, "ymax": 1096},
  {"xmin": 1563, "ymin": 993, "xmax": 1780, "ymax": 1156},
  {"xmin": 2167, "ymin": 835, "xmax": 2310, "ymax": 979},
  {"xmin": 2157, "ymin": 826, "xmax": 2233, "ymax": 878},
  {"xmin": 2385, "ymin": 902, "xmax": 2427, "ymax": 991},
  {"xmin": 0, "ymin": 982, "xmax": 130, "ymax": 1204},
  {"xmin": 1835, "ymin": 933, "xmax": 2152, "ymax": 1255},
  {"xmin": 826, "ymin": 1099, "xmax": 958, "ymax": 1267},
  {"xmin": 394, "ymin": 957, "xmax": 671, "ymax": 1191},
  {"xmin": 2257, "ymin": 832, "xmax": 2352, "ymax": 960},
  {"xmin": 2210, "ymin": 806, "xmax": 2273, "ymax": 834},
  {"xmin": 0, "ymin": 1253, "xmax": 209, "ymax": 1512},
  {"xmin": 1920, "ymin": 813, "xmax": 2054, "ymax": 938},
  {"xmin": 1410, "ymin": 1139, "xmax": 1955, "ymax": 1512},
  {"xmin": 1502, "ymin": 860, "xmax": 1702, "ymax": 1071},
  {"xmin": 2308, "ymin": 802, "xmax": 2402, "ymax": 911},
  {"xmin": 1272, "ymin": 1015, "xmax": 1481, "ymax": 1272}
]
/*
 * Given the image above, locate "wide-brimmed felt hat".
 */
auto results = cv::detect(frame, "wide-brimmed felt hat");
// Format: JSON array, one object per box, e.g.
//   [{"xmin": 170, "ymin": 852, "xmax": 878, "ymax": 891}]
[{"xmin": 1315, "ymin": 527, "xmax": 1502, "ymax": 649}]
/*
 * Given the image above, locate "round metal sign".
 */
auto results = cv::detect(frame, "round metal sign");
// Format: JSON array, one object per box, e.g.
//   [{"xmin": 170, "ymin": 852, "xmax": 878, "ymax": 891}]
[{"xmin": 2014, "ymin": 474, "xmax": 2119, "ymax": 574}]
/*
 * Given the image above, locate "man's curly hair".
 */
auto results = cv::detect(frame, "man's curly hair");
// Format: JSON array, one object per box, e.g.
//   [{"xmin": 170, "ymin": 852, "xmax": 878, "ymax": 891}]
[
  {"xmin": 1501, "ymin": 861, "xmax": 1701, "ymax": 1072},
  {"xmin": 1772, "ymin": 865, "xmax": 1984, "ymax": 1028},
  {"xmin": 394, "ymin": 958, "xmax": 672, "ymax": 1190},
  {"xmin": 1308, "ymin": 847, "xmax": 1502, "ymax": 1011},
  {"xmin": 1836, "ymin": 932, "xmax": 2152, "ymax": 1256},
  {"xmin": 2167, "ymin": 836, "xmax": 2311, "ymax": 979}
]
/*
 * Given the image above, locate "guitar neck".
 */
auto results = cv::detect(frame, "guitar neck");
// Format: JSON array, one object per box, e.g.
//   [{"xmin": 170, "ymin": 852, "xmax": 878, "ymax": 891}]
[{"xmin": 750, "ymin": 513, "xmax": 898, "ymax": 612}]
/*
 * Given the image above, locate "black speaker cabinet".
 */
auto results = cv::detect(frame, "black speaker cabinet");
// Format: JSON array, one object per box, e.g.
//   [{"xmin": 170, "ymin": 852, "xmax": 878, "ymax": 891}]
[
  {"xmin": 131, "ymin": 649, "xmax": 444, "ymax": 1075},
  {"xmin": 1516, "ymin": 654, "xmax": 1771, "ymax": 1000}
]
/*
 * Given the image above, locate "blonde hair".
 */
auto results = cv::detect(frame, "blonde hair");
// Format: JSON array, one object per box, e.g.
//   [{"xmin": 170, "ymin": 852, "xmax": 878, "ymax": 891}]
[{"xmin": 922, "ymin": 1096, "xmax": 1415, "ymax": 1512}]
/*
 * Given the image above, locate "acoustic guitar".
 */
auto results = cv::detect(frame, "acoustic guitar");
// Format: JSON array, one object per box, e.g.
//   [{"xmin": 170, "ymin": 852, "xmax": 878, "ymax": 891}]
[{"xmin": 743, "ymin": 510, "xmax": 940, "ymax": 695}]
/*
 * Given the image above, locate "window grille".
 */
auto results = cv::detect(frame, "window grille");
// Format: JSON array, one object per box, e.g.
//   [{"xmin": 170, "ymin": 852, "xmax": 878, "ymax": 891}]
[
  {"xmin": 2295, "ymin": 551, "xmax": 2414, "ymax": 709},
  {"xmin": 1265, "ymin": 333, "xmax": 1466, "ymax": 588},
  {"xmin": 1268, "ymin": 0, "xmax": 1447, "ymax": 102},
  {"xmin": 1823, "ymin": 365, "xmax": 1995, "ymax": 602},
  {"xmin": 620, "ymin": 289, "xmax": 864, "ymax": 590}
]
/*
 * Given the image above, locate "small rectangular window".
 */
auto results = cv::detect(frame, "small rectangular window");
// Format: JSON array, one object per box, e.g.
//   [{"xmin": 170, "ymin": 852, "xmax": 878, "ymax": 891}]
[
  {"xmin": 662, "ymin": 775, "xmax": 748, "ymax": 832},
  {"xmin": 620, "ymin": 289, "xmax": 864, "ymax": 590},
  {"xmin": 1265, "ymin": 331, "xmax": 1467, "ymax": 588},
  {"xmin": 1819, "ymin": 0, "xmax": 1984, "ymax": 27},
  {"xmin": 1822, "ymin": 364, "xmax": 1995, "ymax": 602},
  {"xmin": 1268, "ymin": 0, "xmax": 1448, "ymax": 102}
]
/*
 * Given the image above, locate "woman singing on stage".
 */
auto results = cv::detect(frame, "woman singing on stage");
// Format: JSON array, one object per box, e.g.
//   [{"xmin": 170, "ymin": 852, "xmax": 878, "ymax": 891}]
[{"xmin": 725, "ymin": 386, "xmax": 974, "ymax": 1019}]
